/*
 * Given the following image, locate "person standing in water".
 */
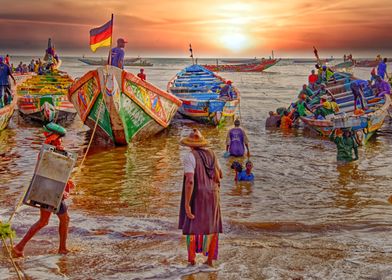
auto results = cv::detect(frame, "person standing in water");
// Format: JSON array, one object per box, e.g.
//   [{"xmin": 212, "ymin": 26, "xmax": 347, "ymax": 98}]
[
  {"xmin": 137, "ymin": 68, "xmax": 146, "ymax": 81},
  {"xmin": 329, "ymin": 128, "xmax": 359, "ymax": 162},
  {"xmin": 110, "ymin": 38, "xmax": 127, "ymax": 69},
  {"xmin": 226, "ymin": 119, "xmax": 250, "ymax": 157},
  {"xmin": 179, "ymin": 128, "xmax": 223, "ymax": 267},
  {"xmin": 13, "ymin": 124, "xmax": 74, "ymax": 257}
]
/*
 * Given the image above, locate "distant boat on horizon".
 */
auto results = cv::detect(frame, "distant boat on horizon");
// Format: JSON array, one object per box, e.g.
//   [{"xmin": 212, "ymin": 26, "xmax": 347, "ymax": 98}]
[{"xmin": 78, "ymin": 57, "xmax": 153, "ymax": 67}]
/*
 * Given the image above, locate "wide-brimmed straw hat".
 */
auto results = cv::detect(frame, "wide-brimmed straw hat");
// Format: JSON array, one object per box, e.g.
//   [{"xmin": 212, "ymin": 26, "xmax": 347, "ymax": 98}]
[{"xmin": 180, "ymin": 128, "xmax": 208, "ymax": 147}]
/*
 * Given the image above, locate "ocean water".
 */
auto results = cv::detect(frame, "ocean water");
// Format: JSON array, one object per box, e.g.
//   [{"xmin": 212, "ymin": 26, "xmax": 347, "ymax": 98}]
[{"xmin": 1, "ymin": 57, "xmax": 392, "ymax": 279}]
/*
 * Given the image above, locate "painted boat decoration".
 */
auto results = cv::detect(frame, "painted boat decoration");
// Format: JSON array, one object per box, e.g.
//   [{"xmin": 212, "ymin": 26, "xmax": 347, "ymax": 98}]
[
  {"xmin": 68, "ymin": 65, "xmax": 182, "ymax": 145},
  {"xmin": 300, "ymin": 75, "xmax": 391, "ymax": 144},
  {"xmin": 0, "ymin": 91, "xmax": 17, "ymax": 131},
  {"xmin": 220, "ymin": 58, "xmax": 259, "ymax": 64},
  {"xmin": 13, "ymin": 72, "xmax": 36, "ymax": 86},
  {"xmin": 203, "ymin": 59, "xmax": 280, "ymax": 72},
  {"xmin": 167, "ymin": 64, "xmax": 240, "ymax": 126},
  {"xmin": 78, "ymin": 57, "xmax": 153, "ymax": 67},
  {"xmin": 17, "ymin": 71, "xmax": 76, "ymax": 124}
]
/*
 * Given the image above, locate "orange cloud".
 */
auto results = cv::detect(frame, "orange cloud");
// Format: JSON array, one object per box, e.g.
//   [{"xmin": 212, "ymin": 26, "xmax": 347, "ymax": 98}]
[{"xmin": 0, "ymin": 0, "xmax": 391, "ymax": 57}]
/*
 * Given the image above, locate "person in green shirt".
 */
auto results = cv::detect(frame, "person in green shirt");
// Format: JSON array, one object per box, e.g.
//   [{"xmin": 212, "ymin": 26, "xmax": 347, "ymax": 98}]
[
  {"xmin": 298, "ymin": 84, "xmax": 314, "ymax": 99},
  {"xmin": 329, "ymin": 128, "xmax": 359, "ymax": 162}
]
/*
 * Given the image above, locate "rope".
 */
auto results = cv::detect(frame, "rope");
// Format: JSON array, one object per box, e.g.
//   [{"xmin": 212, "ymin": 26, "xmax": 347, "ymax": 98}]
[
  {"xmin": 78, "ymin": 97, "xmax": 105, "ymax": 169},
  {"xmin": 1, "ymin": 236, "xmax": 23, "ymax": 280}
]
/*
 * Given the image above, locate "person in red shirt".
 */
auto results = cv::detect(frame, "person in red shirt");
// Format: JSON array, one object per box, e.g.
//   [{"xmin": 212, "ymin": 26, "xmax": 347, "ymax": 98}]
[
  {"xmin": 13, "ymin": 125, "xmax": 74, "ymax": 257},
  {"xmin": 137, "ymin": 68, "xmax": 146, "ymax": 81},
  {"xmin": 308, "ymin": 69, "xmax": 318, "ymax": 90}
]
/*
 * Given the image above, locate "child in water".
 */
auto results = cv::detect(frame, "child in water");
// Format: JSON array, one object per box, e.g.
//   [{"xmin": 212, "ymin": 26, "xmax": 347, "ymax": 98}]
[{"xmin": 231, "ymin": 160, "xmax": 254, "ymax": 182}]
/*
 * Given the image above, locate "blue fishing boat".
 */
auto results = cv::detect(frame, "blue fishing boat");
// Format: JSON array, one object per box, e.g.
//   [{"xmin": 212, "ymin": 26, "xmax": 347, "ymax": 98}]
[
  {"xmin": 167, "ymin": 64, "xmax": 240, "ymax": 126},
  {"xmin": 300, "ymin": 73, "xmax": 391, "ymax": 144}
]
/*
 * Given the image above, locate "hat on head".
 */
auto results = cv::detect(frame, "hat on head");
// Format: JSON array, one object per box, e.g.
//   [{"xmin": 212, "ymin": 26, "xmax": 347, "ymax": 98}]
[
  {"xmin": 226, "ymin": 80, "xmax": 232, "ymax": 85},
  {"xmin": 180, "ymin": 128, "xmax": 208, "ymax": 147},
  {"xmin": 322, "ymin": 66, "xmax": 327, "ymax": 70},
  {"xmin": 117, "ymin": 38, "xmax": 128, "ymax": 44}
]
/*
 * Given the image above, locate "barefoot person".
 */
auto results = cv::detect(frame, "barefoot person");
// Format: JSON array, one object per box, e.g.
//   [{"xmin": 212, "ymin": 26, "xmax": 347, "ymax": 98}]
[
  {"xmin": 179, "ymin": 129, "xmax": 223, "ymax": 266},
  {"xmin": 13, "ymin": 124, "xmax": 74, "ymax": 257}
]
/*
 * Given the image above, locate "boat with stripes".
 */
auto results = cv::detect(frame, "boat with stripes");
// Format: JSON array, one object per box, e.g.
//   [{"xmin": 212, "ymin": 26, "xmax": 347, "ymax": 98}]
[
  {"xmin": 17, "ymin": 71, "xmax": 76, "ymax": 124},
  {"xmin": 203, "ymin": 59, "xmax": 280, "ymax": 72},
  {"xmin": 167, "ymin": 64, "xmax": 240, "ymax": 126},
  {"xmin": 0, "ymin": 89, "xmax": 17, "ymax": 131},
  {"xmin": 300, "ymin": 73, "xmax": 391, "ymax": 144}
]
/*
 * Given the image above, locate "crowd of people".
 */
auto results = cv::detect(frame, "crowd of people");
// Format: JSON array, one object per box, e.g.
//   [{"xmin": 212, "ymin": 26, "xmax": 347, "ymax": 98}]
[{"xmin": 266, "ymin": 57, "xmax": 391, "ymax": 130}]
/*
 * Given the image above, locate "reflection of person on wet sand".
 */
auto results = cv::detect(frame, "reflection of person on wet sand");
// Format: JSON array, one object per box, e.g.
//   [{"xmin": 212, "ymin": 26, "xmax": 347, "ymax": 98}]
[
  {"xmin": 13, "ymin": 125, "xmax": 74, "ymax": 257},
  {"xmin": 178, "ymin": 129, "xmax": 223, "ymax": 267}
]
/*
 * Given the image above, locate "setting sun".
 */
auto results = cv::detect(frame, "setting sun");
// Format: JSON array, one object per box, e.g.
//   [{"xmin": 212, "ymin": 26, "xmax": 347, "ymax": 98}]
[{"xmin": 219, "ymin": 32, "xmax": 249, "ymax": 52}]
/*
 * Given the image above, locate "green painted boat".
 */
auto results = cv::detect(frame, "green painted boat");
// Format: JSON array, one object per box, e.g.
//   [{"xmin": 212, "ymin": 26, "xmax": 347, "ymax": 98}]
[{"xmin": 68, "ymin": 66, "xmax": 182, "ymax": 145}]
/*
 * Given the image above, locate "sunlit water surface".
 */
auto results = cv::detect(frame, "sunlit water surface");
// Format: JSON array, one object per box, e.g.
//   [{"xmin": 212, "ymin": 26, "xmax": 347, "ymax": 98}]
[{"xmin": 1, "ymin": 57, "xmax": 392, "ymax": 279}]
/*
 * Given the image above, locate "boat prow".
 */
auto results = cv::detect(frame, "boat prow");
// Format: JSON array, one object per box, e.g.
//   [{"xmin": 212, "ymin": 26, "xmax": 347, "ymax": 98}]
[
  {"xmin": 0, "ymin": 93, "xmax": 17, "ymax": 131},
  {"xmin": 68, "ymin": 65, "xmax": 181, "ymax": 145}
]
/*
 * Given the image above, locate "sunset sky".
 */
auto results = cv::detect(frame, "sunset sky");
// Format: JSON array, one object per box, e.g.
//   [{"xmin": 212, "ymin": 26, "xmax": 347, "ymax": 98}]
[{"xmin": 1, "ymin": 0, "xmax": 392, "ymax": 58}]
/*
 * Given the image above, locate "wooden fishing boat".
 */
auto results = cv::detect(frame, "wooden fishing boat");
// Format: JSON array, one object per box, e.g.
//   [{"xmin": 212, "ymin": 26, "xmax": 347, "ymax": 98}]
[
  {"xmin": 0, "ymin": 91, "xmax": 16, "ymax": 131},
  {"xmin": 17, "ymin": 71, "xmax": 76, "ymax": 124},
  {"xmin": 68, "ymin": 65, "xmax": 181, "ymax": 145},
  {"xmin": 203, "ymin": 59, "xmax": 280, "ymax": 72},
  {"xmin": 78, "ymin": 57, "xmax": 153, "ymax": 67},
  {"xmin": 300, "ymin": 75, "xmax": 391, "ymax": 144},
  {"xmin": 331, "ymin": 61, "xmax": 354, "ymax": 72},
  {"xmin": 292, "ymin": 58, "xmax": 334, "ymax": 64},
  {"xmin": 354, "ymin": 60, "xmax": 379, "ymax": 68},
  {"xmin": 13, "ymin": 72, "xmax": 36, "ymax": 86},
  {"xmin": 167, "ymin": 64, "xmax": 240, "ymax": 126},
  {"xmin": 220, "ymin": 58, "xmax": 259, "ymax": 64}
]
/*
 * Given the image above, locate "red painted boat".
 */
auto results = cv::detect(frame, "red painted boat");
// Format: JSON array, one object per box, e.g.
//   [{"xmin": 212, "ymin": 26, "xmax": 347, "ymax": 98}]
[{"xmin": 203, "ymin": 59, "xmax": 280, "ymax": 72}]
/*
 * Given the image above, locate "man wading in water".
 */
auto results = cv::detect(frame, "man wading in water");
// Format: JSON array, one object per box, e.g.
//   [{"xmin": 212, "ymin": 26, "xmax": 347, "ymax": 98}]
[
  {"xmin": 330, "ymin": 128, "xmax": 359, "ymax": 162},
  {"xmin": 226, "ymin": 119, "xmax": 250, "ymax": 157},
  {"xmin": 179, "ymin": 128, "xmax": 223, "ymax": 267}
]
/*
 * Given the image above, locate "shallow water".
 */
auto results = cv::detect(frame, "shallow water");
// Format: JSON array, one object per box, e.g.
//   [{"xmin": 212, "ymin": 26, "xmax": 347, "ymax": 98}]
[{"xmin": 1, "ymin": 58, "xmax": 392, "ymax": 279}]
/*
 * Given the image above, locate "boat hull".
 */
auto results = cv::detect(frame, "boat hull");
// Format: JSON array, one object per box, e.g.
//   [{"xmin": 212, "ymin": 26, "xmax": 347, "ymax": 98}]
[
  {"xmin": 167, "ymin": 64, "xmax": 240, "ymax": 126},
  {"xmin": 301, "ymin": 95, "xmax": 391, "ymax": 144},
  {"xmin": 179, "ymin": 98, "xmax": 239, "ymax": 126},
  {"xmin": 203, "ymin": 59, "xmax": 280, "ymax": 72},
  {"xmin": 68, "ymin": 66, "xmax": 181, "ymax": 146},
  {"xmin": 17, "ymin": 72, "xmax": 75, "ymax": 125},
  {"xmin": 0, "ymin": 94, "xmax": 17, "ymax": 131}
]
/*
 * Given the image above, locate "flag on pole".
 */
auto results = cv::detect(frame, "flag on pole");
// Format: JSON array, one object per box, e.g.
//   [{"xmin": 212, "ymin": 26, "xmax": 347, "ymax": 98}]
[
  {"xmin": 90, "ymin": 19, "xmax": 113, "ymax": 52},
  {"xmin": 189, "ymin": 44, "xmax": 193, "ymax": 58}
]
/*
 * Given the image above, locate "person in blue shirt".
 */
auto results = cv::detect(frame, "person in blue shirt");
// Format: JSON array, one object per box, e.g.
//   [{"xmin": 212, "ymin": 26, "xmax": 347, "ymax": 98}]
[
  {"xmin": 377, "ymin": 58, "xmax": 388, "ymax": 80},
  {"xmin": 236, "ymin": 161, "xmax": 254, "ymax": 182},
  {"xmin": 0, "ymin": 56, "xmax": 16, "ymax": 108},
  {"xmin": 110, "ymin": 38, "xmax": 127, "ymax": 69}
]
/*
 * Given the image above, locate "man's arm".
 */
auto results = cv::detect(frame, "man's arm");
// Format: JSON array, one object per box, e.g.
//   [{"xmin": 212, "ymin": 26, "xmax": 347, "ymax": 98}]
[{"xmin": 184, "ymin": 172, "xmax": 195, "ymax": 219}]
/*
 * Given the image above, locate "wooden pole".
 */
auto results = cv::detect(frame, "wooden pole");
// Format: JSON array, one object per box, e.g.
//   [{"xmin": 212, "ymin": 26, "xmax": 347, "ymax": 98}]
[
  {"xmin": 2, "ymin": 237, "xmax": 23, "ymax": 280},
  {"xmin": 107, "ymin": 14, "xmax": 114, "ymax": 66}
]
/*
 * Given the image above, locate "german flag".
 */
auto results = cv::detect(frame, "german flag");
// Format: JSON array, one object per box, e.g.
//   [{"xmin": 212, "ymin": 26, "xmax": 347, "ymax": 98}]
[{"xmin": 90, "ymin": 19, "xmax": 113, "ymax": 52}]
